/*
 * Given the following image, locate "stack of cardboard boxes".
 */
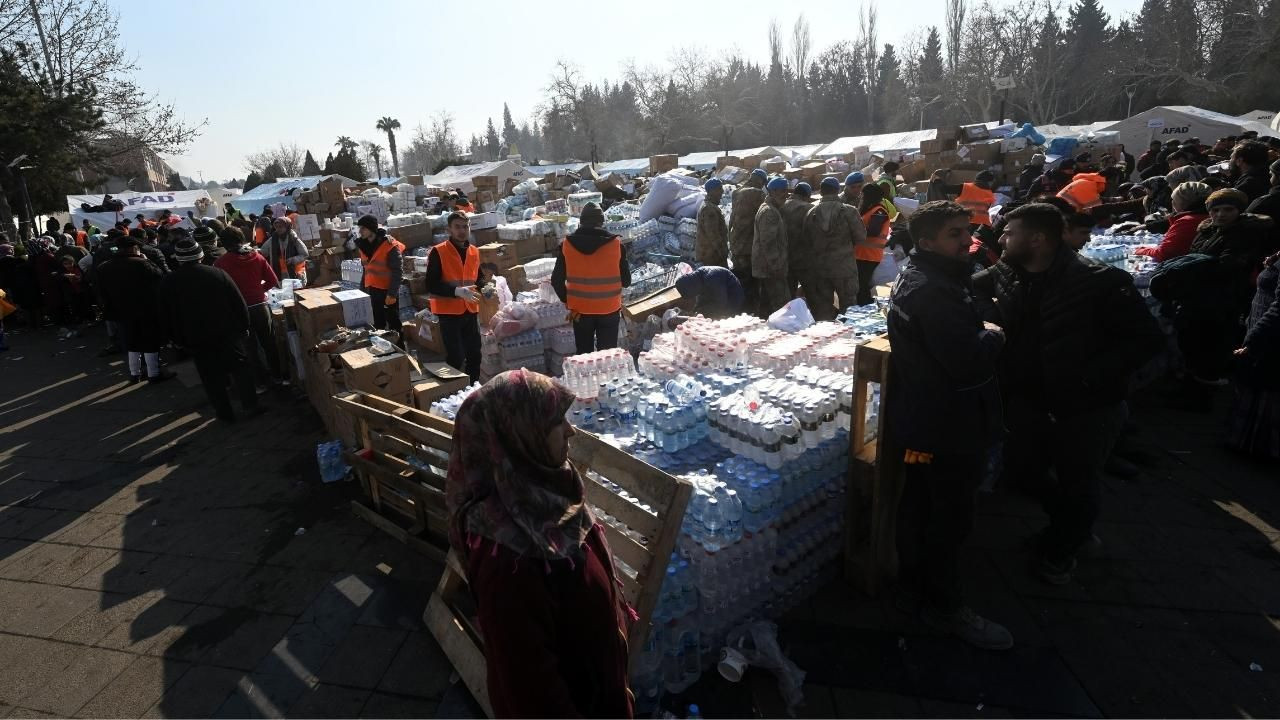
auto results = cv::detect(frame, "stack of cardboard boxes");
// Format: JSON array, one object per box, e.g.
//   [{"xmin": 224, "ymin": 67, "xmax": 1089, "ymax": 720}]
[{"xmin": 293, "ymin": 177, "xmax": 349, "ymax": 218}]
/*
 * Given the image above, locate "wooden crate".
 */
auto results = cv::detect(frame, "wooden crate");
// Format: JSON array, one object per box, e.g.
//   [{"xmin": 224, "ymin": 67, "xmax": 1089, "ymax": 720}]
[
  {"xmin": 423, "ymin": 429, "xmax": 693, "ymax": 717},
  {"xmin": 844, "ymin": 335, "xmax": 905, "ymax": 595},
  {"xmin": 332, "ymin": 391, "xmax": 456, "ymax": 561}
]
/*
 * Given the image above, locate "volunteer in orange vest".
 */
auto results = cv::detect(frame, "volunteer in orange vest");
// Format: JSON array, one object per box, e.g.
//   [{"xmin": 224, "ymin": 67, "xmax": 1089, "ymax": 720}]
[
  {"xmin": 453, "ymin": 191, "xmax": 475, "ymax": 214},
  {"xmin": 425, "ymin": 212, "xmax": 483, "ymax": 381},
  {"xmin": 857, "ymin": 184, "xmax": 893, "ymax": 305},
  {"xmin": 1057, "ymin": 172, "xmax": 1108, "ymax": 212},
  {"xmin": 552, "ymin": 202, "xmax": 632, "ymax": 354},
  {"xmin": 955, "ymin": 170, "xmax": 997, "ymax": 229},
  {"xmin": 263, "ymin": 216, "xmax": 308, "ymax": 287},
  {"xmin": 355, "ymin": 214, "xmax": 405, "ymax": 338}
]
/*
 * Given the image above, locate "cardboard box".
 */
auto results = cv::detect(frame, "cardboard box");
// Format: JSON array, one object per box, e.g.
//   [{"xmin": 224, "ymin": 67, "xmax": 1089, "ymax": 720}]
[
  {"xmin": 715, "ymin": 155, "xmax": 741, "ymax": 170},
  {"xmin": 1001, "ymin": 137, "xmax": 1028, "ymax": 153},
  {"xmin": 391, "ymin": 222, "xmax": 435, "ymax": 250},
  {"xmin": 471, "ymin": 175, "xmax": 499, "ymax": 190},
  {"xmin": 406, "ymin": 272, "xmax": 427, "ymax": 295},
  {"xmin": 295, "ymin": 285, "xmax": 345, "ymax": 349},
  {"xmin": 501, "ymin": 264, "xmax": 530, "ymax": 292},
  {"xmin": 320, "ymin": 227, "xmax": 349, "ymax": 249},
  {"xmin": 471, "ymin": 228, "xmax": 499, "ymax": 247},
  {"xmin": 764, "ymin": 160, "xmax": 786, "ymax": 174},
  {"xmin": 649, "ymin": 154, "xmax": 679, "ymax": 174},
  {"xmin": 411, "ymin": 316, "xmax": 445, "ymax": 354},
  {"xmin": 948, "ymin": 169, "xmax": 982, "ymax": 184},
  {"xmin": 405, "ymin": 175, "xmax": 425, "ymax": 186},
  {"xmin": 338, "ymin": 347, "xmax": 411, "ymax": 401},
  {"xmin": 478, "ymin": 294, "xmax": 501, "ymax": 325},
  {"xmin": 412, "ymin": 362, "xmax": 470, "ymax": 410},
  {"xmin": 478, "ymin": 242, "xmax": 518, "ymax": 272},
  {"xmin": 466, "ymin": 211, "xmax": 499, "ymax": 231},
  {"xmin": 477, "ymin": 190, "xmax": 497, "ymax": 213},
  {"xmin": 738, "ymin": 154, "xmax": 764, "ymax": 170},
  {"xmin": 920, "ymin": 137, "xmax": 958, "ymax": 154},
  {"xmin": 331, "ymin": 289, "xmax": 374, "ymax": 328},
  {"xmin": 513, "ymin": 234, "xmax": 544, "ymax": 261}
]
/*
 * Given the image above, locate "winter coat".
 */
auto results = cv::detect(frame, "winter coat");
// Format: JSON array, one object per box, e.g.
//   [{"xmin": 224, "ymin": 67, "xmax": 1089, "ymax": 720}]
[
  {"xmin": 262, "ymin": 230, "xmax": 308, "ymax": 283},
  {"xmin": 887, "ymin": 250, "xmax": 1005, "ymax": 456},
  {"xmin": 550, "ymin": 227, "xmax": 632, "ymax": 304},
  {"xmin": 674, "ymin": 266, "xmax": 744, "ymax": 318},
  {"xmin": 802, "ymin": 198, "xmax": 861, "ymax": 278},
  {"xmin": 751, "ymin": 198, "xmax": 788, "ymax": 279},
  {"xmin": 1235, "ymin": 169, "xmax": 1272, "ymax": 203},
  {"xmin": 1190, "ymin": 214, "xmax": 1274, "ymax": 310},
  {"xmin": 1132, "ymin": 211, "xmax": 1207, "ymax": 263},
  {"xmin": 782, "ymin": 198, "xmax": 813, "ymax": 275},
  {"xmin": 158, "ymin": 263, "xmax": 250, "ymax": 351},
  {"xmin": 95, "ymin": 254, "xmax": 165, "ymax": 350},
  {"xmin": 1017, "ymin": 165, "xmax": 1045, "ymax": 197},
  {"xmin": 694, "ymin": 199, "xmax": 729, "ymax": 267},
  {"xmin": 972, "ymin": 244, "xmax": 1163, "ymax": 414},
  {"xmin": 1239, "ymin": 260, "xmax": 1280, "ymax": 389},
  {"xmin": 215, "ymin": 250, "xmax": 280, "ymax": 306},
  {"xmin": 728, "ymin": 186, "xmax": 765, "ymax": 260},
  {"xmin": 1245, "ymin": 187, "xmax": 1280, "ymax": 253}
]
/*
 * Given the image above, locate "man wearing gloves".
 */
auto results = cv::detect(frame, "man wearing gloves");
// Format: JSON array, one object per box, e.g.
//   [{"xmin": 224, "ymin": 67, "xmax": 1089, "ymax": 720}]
[
  {"xmin": 802, "ymin": 177, "xmax": 863, "ymax": 320},
  {"xmin": 729, "ymin": 168, "xmax": 768, "ymax": 309},
  {"xmin": 356, "ymin": 214, "xmax": 405, "ymax": 337},
  {"xmin": 263, "ymin": 216, "xmax": 308, "ymax": 286},
  {"xmin": 696, "ymin": 178, "xmax": 729, "ymax": 267},
  {"xmin": 552, "ymin": 202, "xmax": 632, "ymax": 354},
  {"xmin": 753, "ymin": 177, "xmax": 792, "ymax": 316},
  {"xmin": 426, "ymin": 212, "xmax": 483, "ymax": 381}
]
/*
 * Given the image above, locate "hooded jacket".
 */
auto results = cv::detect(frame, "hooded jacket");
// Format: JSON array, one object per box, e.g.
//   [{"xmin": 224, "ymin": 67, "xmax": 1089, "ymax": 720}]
[
  {"xmin": 263, "ymin": 230, "xmax": 308, "ymax": 282},
  {"xmin": 1235, "ymin": 169, "xmax": 1272, "ymax": 203},
  {"xmin": 751, "ymin": 197, "xmax": 788, "ymax": 279},
  {"xmin": 802, "ymin": 197, "xmax": 861, "ymax": 278},
  {"xmin": 214, "ymin": 249, "xmax": 280, "ymax": 306},
  {"xmin": 728, "ymin": 186, "xmax": 766, "ymax": 260},
  {"xmin": 550, "ymin": 227, "xmax": 632, "ymax": 305}
]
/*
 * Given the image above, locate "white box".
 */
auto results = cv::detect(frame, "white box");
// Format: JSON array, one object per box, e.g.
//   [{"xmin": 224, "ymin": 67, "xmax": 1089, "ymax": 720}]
[
  {"xmin": 293, "ymin": 213, "xmax": 321, "ymax": 242},
  {"xmin": 466, "ymin": 211, "xmax": 499, "ymax": 230},
  {"xmin": 331, "ymin": 289, "xmax": 374, "ymax": 328},
  {"xmin": 1001, "ymin": 137, "xmax": 1028, "ymax": 153}
]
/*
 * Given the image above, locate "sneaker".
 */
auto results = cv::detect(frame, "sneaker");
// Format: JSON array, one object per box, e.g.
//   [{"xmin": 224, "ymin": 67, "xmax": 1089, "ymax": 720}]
[
  {"xmin": 1033, "ymin": 554, "xmax": 1078, "ymax": 585},
  {"xmin": 147, "ymin": 371, "xmax": 175, "ymax": 384},
  {"xmin": 127, "ymin": 375, "xmax": 141, "ymax": 385},
  {"xmin": 921, "ymin": 605, "xmax": 1014, "ymax": 651}
]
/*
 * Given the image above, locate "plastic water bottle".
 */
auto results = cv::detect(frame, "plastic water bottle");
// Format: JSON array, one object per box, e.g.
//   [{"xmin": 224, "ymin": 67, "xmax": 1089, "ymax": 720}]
[{"xmin": 701, "ymin": 497, "xmax": 724, "ymax": 553}]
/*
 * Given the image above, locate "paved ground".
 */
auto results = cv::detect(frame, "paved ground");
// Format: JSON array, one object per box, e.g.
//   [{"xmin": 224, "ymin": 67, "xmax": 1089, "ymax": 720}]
[{"xmin": 1, "ymin": 321, "xmax": 1278, "ymax": 718}]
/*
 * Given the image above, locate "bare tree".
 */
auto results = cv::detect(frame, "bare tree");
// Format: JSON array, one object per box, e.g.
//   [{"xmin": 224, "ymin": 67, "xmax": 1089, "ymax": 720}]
[
  {"xmin": 243, "ymin": 142, "xmax": 304, "ymax": 177},
  {"xmin": 945, "ymin": 0, "xmax": 967, "ymax": 74},
  {"xmin": 791, "ymin": 14, "xmax": 812, "ymax": 83},
  {"xmin": 767, "ymin": 18, "xmax": 783, "ymax": 69},
  {"xmin": 547, "ymin": 60, "xmax": 601, "ymax": 163},
  {"xmin": 859, "ymin": 3, "xmax": 880, "ymax": 130}
]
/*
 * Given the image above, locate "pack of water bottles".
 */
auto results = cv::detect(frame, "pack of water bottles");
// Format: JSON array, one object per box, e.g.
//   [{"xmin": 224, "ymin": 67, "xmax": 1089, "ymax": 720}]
[
  {"xmin": 559, "ymin": 347, "xmax": 636, "ymax": 398},
  {"xmin": 498, "ymin": 329, "xmax": 543, "ymax": 362},
  {"xmin": 836, "ymin": 304, "xmax": 888, "ymax": 338},
  {"xmin": 339, "ymin": 259, "xmax": 364, "ymax": 289},
  {"xmin": 427, "ymin": 382, "xmax": 483, "ymax": 421},
  {"xmin": 1080, "ymin": 241, "xmax": 1128, "ymax": 267}
]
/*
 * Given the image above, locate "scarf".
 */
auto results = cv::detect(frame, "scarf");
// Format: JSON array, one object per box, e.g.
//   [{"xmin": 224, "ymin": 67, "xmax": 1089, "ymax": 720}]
[{"xmin": 445, "ymin": 369, "xmax": 595, "ymax": 562}]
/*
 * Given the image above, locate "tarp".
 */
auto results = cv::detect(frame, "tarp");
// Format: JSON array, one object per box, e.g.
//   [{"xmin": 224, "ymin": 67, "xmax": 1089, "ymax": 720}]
[
  {"xmin": 774, "ymin": 144, "xmax": 825, "ymax": 163},
  {"xmin": 525, "ymin": 162, "xmax": 591, "ymax": 176},
  {"xmin": 1101, "ymin": 106, "xmax": 1276, "ymax": 157},
  {"xmin": 595, "ymin": 157, "xmax": 649, "ymax": 176},
  {"xmin": 229, "ymin": 174, "xmax": 357, "ymax": 216},
  {"xmin": 812, "ymin": 122, "xmax": 1006, "ymax": 159},
  {"xmin": 422, "ymin": 159, "xmax": 536, "ymax": 194},
  {"xmin": 68, "ymin": 189, "xmax": 216, "ymax": 230}
]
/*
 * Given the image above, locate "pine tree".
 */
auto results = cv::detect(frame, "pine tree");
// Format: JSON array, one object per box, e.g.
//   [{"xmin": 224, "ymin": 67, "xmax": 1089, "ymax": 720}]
[
  {"xmin": 165, "ymin": 172, "xmax": 187, "ymax": 191},
  {"xmin": 327, "ymin": 149, "xmax": 367, "ymax": 182},
  {"xmin": 261, "ymin": 162, "xmax": 283, "ymax": 184},
  {"xmin": 301, "ymin": 150, "xmax": 322, "ymax": 176},
  {"xmin": 875, "ymin": 44, "xmax": 907, "ymax": 131},
  {"xmin": 243, "ymin": 171, "xmax": 263, "ymax": 193},
  {"xmin": 501, "ymin": 103, "xmax": 518, "ymax": 149},
  {"xmin": 485, "ymin": 118, "xmax": 501, "ymax": 159},
  {"xmin": 918, "ymin": 28, "xmax": 946, "ymax": 129},
  {"xmin": 322, "ymin": 153, "xmax": 334, "ymax": 173}
]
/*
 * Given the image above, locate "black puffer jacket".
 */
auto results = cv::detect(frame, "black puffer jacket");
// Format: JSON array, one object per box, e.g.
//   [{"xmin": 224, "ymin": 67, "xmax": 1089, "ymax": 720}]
[
  {"xmin": 1190, "ymin": 213, "xmax": 1274, "ymax": 310},
  {"xmin": 973, "ymin": 245, "xmax": 1163, "ymax": 414},
  {"xmin": 886, "ymin": 250, "xmax": 1005, "ymax": 456}
]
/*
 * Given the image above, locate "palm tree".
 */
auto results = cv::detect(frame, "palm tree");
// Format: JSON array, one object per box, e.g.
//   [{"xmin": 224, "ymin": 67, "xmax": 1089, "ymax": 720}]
[
  {"xmin": 369, "ymin": 143, "xmax": 384, "ymax": 179},
  {"xmin": 375, "ymin": 117, "xmax": 402, "ymax": 177},
  {"xmin": 335, "ymin": 135, "xmax": 358, "ymax": 153}
]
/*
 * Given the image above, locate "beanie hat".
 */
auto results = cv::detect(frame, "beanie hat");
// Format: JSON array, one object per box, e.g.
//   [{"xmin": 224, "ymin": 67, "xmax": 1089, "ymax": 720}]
[
  {"xmin": 172, "ymin": 236, "xmax": 204, "ymax": 264},
  {"xmin": 1030, "ymin": 153, "xmax": 1046, "ymax": 165},
  {"xmin": 703, "ymin": 178, "xmax": 723, "ymax": 192},
  {"xmin": 976, "ymin": 170, "xmax": 996, "ymax": 183},
  {"xmin": 192, "ymin": 225, "xmax": 217, "ymax": 245},
  {"xmin": 794, "ymin": 182, "xmax": 813, "ymax": 198},
  {"xmin": 820, "ymin": 176, "xmax": 841, "ymax": 191},
  {"xmin": 1205, "ymin": 188, "xmax": 1249, "ymax": 211},
  {"xmin": 1170, "ymin": 181, "xmax": 1212, "ymax": 212},
  {"xmin": 357, "ymin": 214, "xmax": 379, "ymax": 232},
  {"xmin": 219, "ymin": 227, "xmax": 249, "ymax": 253},
  {"xmin": 766, "ymin": 176, "xmax": 789, "ymax": 191},
  {"xmin": 845, "ymin": 172, "xmax": 864, "ymax": 186},
  {"xmin": 751, "ymin": 168, "xmax": 768, "ymax": 181},
  {"xmin": 579, "ymin": 202, "xmax": 605, "ymax": 228},
  {"xmin": 1165, "ymin": 165, "xmax": 1207, "ymax": 188}
]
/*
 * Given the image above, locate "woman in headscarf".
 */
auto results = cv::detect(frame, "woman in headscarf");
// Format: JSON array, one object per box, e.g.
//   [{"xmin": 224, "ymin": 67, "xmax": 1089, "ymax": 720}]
[
  {"xmin": 1134, "ymin": 181, "xmax": 1211, "ymax": 263},
  {"xmin": 446, "ymin": 369, "xmax": 633, "ymax": 719}
]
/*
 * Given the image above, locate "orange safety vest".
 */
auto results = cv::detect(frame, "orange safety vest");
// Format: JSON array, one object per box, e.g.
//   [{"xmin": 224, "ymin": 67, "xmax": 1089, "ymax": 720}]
[
  {"xmin": 75, "ymin": 230, "xmax": 87, "ymax": 247},
  {"xmin": 359, "ymin": 236, "xmax": 406, "ymax": 291},
  {"xmin": 563, "ymin": 236, "xmax": 623, "ymax": 315},
  {"xmin": 428, "ymin": 240, "xmax": 480, "ymax": 315},
  {"xmin": 956, "ymin": 183, "xmax": 995, "ymax": 227},
  {"xmin": 455, "ymin": 201, "xmax": 475, "ymax": 213},
  {"xmin": 857, "ymin": 208, "xmax": 891, "ymax": 263},
  {"xmin": 1057, "ymin": 174, "xmax": 1105, "ymax": 211}
]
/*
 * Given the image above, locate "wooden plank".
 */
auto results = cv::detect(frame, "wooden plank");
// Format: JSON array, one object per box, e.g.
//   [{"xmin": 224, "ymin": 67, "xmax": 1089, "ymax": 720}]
[
  {"xmin": 627, "ymin": 478, "xmax": 691, "ymax": 664},
  {"xmin": 424, "ymin": 591, "xmax": 494, "ymax": 718},
  {"xmin": 570, "ymin": 430, "xmax": 676, "ymax": 509},
  {"xmin": 599, "ymin": 521, "xmax": 653, "ymax": 587},
  {"xmin": 583, "ymin": 475, "xmax": 662, "ymax": 541},
  {"xmin": 333, "ymin": 393, "xmax": 453, "ymax": 453},
  {"xmin": 350, "ymin": 501, "xmax": 447, "ymax": 563}
]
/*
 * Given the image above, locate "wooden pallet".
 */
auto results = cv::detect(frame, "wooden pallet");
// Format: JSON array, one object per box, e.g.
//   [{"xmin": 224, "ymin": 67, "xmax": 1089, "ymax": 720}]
[
  {"xmin": 423, "ymin": 428, "xmax": 693, "ymax": 717},
  {"xmin": 332, "ymin": 391, "xmax": 457, "ymax": 561},
  {"xmin": 845, "ymin": 335, "xmax": 905, "ymax": 595}
]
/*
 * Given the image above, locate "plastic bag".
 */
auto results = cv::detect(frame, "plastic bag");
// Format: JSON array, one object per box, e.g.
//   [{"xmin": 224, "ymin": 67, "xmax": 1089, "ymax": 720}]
[
  {"xmin": 871, "ymin": 252, "xmax": 900, "ymax": 286},
  {"xmin": 638, "ymin": 174, "xmax": 686, "ymax": 222},
  {"xmin": 767, "ymin": 298, "xmax": 815, "ymax": 333},
  {"xmin": 493, "ymin": 276, "xmax": 513, "ymax": 306},
  {"xmin": 488, "ymin": 302, "xmax": 538, "ymax": 338},
  {"xmin": 721, "ymin": 621, "xmax": 806, "ymax": 716}
]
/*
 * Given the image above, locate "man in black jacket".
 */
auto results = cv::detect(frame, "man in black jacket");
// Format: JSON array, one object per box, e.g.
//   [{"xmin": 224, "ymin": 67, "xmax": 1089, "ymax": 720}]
[
  {"xmin": 973, "ymin": 204, "xmax": 1162, "ymax": 585},
  {"xmin": 551, "ymin": 202, "xmax": 632, "ymax": 353},
  {"xmin": 158, "ymin": 237, "xmax": 259, "ymax": 422},
  {"xmin": 1231, "ymin": 140, "xmax": 1272, "ymax": 202},
  {"xmin": 1245, "ymin": 159, "xmax": 1280, "ymax": 251},
  {"xmin": 887, "ymin": 201, "xmax": 1012, "ymax": 651}
]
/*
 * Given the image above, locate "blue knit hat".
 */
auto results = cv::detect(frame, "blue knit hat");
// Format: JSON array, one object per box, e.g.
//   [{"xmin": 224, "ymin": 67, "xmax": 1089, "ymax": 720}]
[
  {"xmin": 794, "ymin": 182, "xmax": 813, "ymax": 197},
  {"xmin": 704, "ymin": 178, "xmax": 723, "ymax": 192},
  {"xmin": 845, "ymin": 172, "xmax": 864, "ymax": 186},
  {"xmin": 820, "ymin": 176, "xmax": 841, "ymax": 191},
  {"xmin": 751, "ymin": 168, "xmax": 768, "ymax": 181},
  {"xmin": 766, "ymin": 176, "xmax": 789, "ymax": 191}
]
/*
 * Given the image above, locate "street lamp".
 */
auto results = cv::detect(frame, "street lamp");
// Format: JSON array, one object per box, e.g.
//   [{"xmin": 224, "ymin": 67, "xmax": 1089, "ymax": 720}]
[
  {"xmin": 918, "ymin": 95, "xmax": 944, "ymax": 131},
  {"xmin": 1125, "ymin": 86, "xmax": 1137, "ymax": 119}
]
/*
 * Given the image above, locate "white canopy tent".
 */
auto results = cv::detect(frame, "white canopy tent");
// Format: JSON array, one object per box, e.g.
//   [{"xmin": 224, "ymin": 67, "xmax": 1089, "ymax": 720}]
[
  {"xmin": 422, "ymin": 159, "xmax": 537, "ymax": 194},
  {"xmin": 595, "ymin": 158, "xmax": 649, "ymax": 176},
  {"xmin": 68, "ymin": 189, "xmax": 217, "ymax": 231},
  {"xmin": 1101, "ymin": 106, "xmax": 1276, "ymax": 156},
  {"xmin": 1237, "ymin": 109, "xmax": 1276, "ymax": 125},
  {"xmin": 812, "ymin": 129, "xmax": 939, "ymax": 159}
]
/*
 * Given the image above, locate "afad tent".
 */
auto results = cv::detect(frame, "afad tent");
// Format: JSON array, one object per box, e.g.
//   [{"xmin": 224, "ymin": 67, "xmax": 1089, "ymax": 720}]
[
  {"xmin": 69, "ymin": 189, "xmax": 217, "ymax": 231},
  {"xmin": 1237, "ymin": 109, "xmax": 1276, "ymax": 125},
  {"xmin": 229, "ymin": 174, "xmax": 358, "ymax": 217},
  {"xmin": 595, "ymin": 158, "xmax": 648, "ymax": 177},
  {"xmin": 525, "ymin": 161, "xmax": 592, "ymax": 176},
  {"xmin": 1102, "ymin": 106, "xmax": 1276, "ymax": 157},
  {"xmin": 422, "ymin": 159, "xmax": 537, "ymax": 194}
]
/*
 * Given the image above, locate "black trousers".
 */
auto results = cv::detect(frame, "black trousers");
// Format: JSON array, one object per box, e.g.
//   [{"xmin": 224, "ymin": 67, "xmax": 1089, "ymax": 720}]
[
  {"xmin": 896, "ymin": 452, "xmax": 983, "ymax": 612},
  {"xmin": 438, "ymin": 311, "xmax": 482, "ymax": 382},
  {"xmin": 192, "ymin": 336, "xmax": 258, "ymax": 420},
  {"xmin": 247, "ymin": 303, "xmax": 282, "ymax": 383},
  {"xmin": 1002, "ymin": 401, "xmax": 1127, "ymax": 563},
  {"xmin": 367, "ymin": 288, "xmax": 403, "ymax": 339},
  {"xmin": 731, "ymin": 255, "xmax": 756, "ymax": 318},
  {"xmin": 572, "ymin": 311, "xmax": 621, "ymax": 355},
  {"xmin": 856, "ymin": 259, "xmax": 879, "ymax": 306}
]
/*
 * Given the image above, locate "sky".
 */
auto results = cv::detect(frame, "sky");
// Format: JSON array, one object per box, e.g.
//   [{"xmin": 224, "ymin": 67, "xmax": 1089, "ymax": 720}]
[{"xmin": 113, "ymin": 0, "xmax": 1146, "ymax": 182}]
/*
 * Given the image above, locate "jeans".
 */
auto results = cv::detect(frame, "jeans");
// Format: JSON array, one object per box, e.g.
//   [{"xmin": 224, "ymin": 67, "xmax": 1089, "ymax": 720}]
[
  {"xmin": 247, "ymin": 303, "xmax": 282, "ymax": 383},
  {"xmin": 367, "ymin": 287, "xmax": 403, "ymax": 339},
  {"xmin": 438, "ymin": 311, "xmax": 482, "ymax": 382},
  {"xmin": 1002, "ymin": 401, "xmax": 1128, "ymax": 563},
  {"xmin": 192, "ymin": 336, "xmax": 258, "ymax": 420},
  {"xmin": 572, "ymin": 311, "xmax": 621, "ymax": 354},
  {"xmin": 896, "ymin": 452, "xmax": 983, "ymax": 612}
]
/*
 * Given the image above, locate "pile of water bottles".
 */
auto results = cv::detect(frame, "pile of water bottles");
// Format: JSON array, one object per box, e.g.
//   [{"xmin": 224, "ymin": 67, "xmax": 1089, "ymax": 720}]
[
  {"xmin": 426, "ymin": 382, "xmax": 483, "ymax": 421},
  {"xmin": 339, "ymin": 259, "xmax": 364, "ymax": 290},
  {"xmin": 559, "ymin": 347, "xmax": 636, "ymax": 398},
  {"xmin": 836, "ymin": 303, "xmax": 889, "ymax": 338}
]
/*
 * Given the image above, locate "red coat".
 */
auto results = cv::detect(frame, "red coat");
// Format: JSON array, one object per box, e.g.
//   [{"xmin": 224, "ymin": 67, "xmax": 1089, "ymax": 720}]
[
  {"xmin": 214, "ymin": 250, "xmax": 280, "ymax": 306},
  {"xmin": 1134, "ymin": 211, "xmax": 1207, "ymax": 263},
  {"xmin": 466, "ymin": 525, "xmax": 633, "ymax": 719}
]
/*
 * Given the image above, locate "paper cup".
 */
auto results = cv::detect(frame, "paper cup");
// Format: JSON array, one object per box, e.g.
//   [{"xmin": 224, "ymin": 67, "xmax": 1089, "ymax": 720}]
[{"xmin": 718, "ymin": 646, "xmax": 749, "ymax": 682}]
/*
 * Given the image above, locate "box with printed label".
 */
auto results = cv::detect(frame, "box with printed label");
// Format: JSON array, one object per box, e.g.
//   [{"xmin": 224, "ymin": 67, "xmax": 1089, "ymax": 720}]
[
  {"xmin": 466, "ymin": 212, "xmax": 499, "ymax": 231},
  {"xmin": 412, "ymin": 362, "xmax": 470, "ymax": 410},
  {"xmin": 331, "ymin": 289, "xmax": 374, "ymax": 328},
  {"xmin": 338, "ymin": 347, "xmax": 411, "ymax": 401}
]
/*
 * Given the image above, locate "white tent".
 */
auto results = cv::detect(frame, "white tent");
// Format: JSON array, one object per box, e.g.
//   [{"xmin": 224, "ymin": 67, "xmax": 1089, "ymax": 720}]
[
  {"xmin": 595, "ymin": 158, "xmax": 649, "ymax": 176},
  {"xmin": 812, "ymin": 130, "xmax": 937, "ymax": 159},
  {"xmin": 525, "ymin": 161, "xmax": 592, "ymax": 176},
  {"xmin": 422, "ymin": 159, "xmax": 536, "ymax": 194},
  {"xmin": 1272, "ymin": 113, "xmax": 1280, "ymax": 132},
  {"xmin": 1237, "ymin": 109, "xmax": 1276, "ymax": 125},
  {"xmin": 229, "ymin": 174, "xmax": 358, "ymax": 217},
  {"xmin": 1101, "ymin": 106, "xmax": 1276, "ymax": 155},
  {"xmin": 69, "ymin": 189, "xmax": 217, "ymax": 231}
]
